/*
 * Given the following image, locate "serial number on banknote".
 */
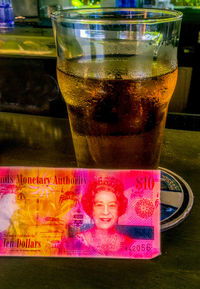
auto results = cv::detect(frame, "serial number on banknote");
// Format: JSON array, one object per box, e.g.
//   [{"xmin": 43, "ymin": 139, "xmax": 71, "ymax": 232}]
[{"xmin": 127, "ymin": 243, "xmax": 152, "ymax": 252}]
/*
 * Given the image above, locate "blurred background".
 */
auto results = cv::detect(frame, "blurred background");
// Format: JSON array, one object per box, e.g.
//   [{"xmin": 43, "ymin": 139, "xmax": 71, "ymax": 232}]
[{"xmin": 0, "ymin": 0, "xmax": 200, "ymax": 130}]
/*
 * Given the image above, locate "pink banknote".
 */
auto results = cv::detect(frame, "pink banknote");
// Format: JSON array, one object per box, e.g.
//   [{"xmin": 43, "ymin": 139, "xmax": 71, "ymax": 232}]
[{"xmin": 0, "ymin": 167, "xmax": 160, "ymax": 259}]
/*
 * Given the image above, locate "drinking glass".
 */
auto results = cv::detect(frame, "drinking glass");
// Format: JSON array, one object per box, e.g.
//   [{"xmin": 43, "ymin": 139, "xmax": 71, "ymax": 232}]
[{"xmin": 51, "ymin": 8, "xmax": 182, "ymax": 169}]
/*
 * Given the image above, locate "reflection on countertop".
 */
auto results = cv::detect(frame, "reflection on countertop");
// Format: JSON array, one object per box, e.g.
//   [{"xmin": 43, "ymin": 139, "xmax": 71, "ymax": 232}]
[
  {"xmin": 0, "ymin": 111, "xmax": 199, "ymax": 176},
  {"xmin": 0, "ymin": 112, "xmax": 76, "ymax": 167}
]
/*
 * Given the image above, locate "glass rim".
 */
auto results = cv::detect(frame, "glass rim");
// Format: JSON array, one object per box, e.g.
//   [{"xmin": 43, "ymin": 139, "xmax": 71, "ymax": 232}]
[{"xmin": 51, "ymin": 8, "xmax": 182, "ymax": 25}]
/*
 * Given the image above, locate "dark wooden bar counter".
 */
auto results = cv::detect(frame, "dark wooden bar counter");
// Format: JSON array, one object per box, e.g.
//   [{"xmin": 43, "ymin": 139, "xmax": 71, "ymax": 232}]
[{"xmin": 0, "ymin": 112, "xmax": 199, "ymax": 289}]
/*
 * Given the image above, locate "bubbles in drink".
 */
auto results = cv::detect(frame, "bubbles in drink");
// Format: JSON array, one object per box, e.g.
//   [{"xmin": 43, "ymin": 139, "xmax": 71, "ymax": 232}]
[{"xmin": 57, "ymin": 57, "xmax": 177, "ymax": 169}]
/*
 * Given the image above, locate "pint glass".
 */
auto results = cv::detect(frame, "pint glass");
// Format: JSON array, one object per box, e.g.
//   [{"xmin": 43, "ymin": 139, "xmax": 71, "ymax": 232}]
[{"xmin": 51, "ymin": 8, "xmax": 182, "ymax": 169}]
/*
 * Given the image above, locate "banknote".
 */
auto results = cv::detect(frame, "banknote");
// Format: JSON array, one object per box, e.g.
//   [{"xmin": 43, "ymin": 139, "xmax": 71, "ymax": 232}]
[{"xmin": 0, "ymin": 167, "xmax": 160, "ymax": 259}]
